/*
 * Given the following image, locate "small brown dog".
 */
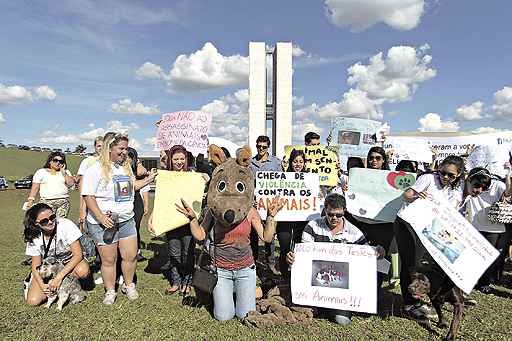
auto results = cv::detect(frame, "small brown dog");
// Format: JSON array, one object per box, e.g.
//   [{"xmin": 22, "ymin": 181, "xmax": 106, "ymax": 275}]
[{"xmin": 408, "ymin": 271, "xmax": 465, "ymax": 341}]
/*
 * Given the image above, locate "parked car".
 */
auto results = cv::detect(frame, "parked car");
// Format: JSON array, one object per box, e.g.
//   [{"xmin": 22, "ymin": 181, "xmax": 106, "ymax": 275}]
[
  {"xmin": 41, "ymin": 147, "xmax": 51, "ymax": 152},
  {"xmin": 18, "ymin": 145, "xmax": 30, "ymax": 150},
  {"xmin": 14, "ymin": 175, "xmax": 33, "ymax": 189},
  {"xmin": 0, "ymin": 176, "xmax": 8, "ymax": 189},
  {"xmin": 6, "ymin": 144, "xmax": 17, "ymax": 149},
  {"xmin": 31, "ymin": 146, "xmax": 42, "ymax": 151},
  {"xmin": 0, "ymin": 143, "xmax": 5, "ymax": 148}
]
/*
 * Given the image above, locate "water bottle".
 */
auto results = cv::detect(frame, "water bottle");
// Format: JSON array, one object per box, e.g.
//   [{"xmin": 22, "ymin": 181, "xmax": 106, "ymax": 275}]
[{"xmin": 102, "ymin": 211, "xmax": 119, "ymax": 244}]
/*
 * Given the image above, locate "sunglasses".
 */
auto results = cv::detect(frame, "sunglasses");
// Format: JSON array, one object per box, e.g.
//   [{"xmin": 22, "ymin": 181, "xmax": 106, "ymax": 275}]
[
  {"xmin": 326, "ymin": 212, "xmax": 344, "ymax": 218},
  {"xmin": 369, "ymin": 155, "xmax": 383, "ymax": 161},
  {"xmin": 37, "ymin": 214, "xmax": 57, "ymax": 227},
  {"xmin": 439, "ymin": 170, "xmax": 458, "ymax": 180},
  {"xmin": 256, "ymin": 145, "xmax": 269, "ymax": 150},
  {"xmin": 52, "ymin": 158, "xmax": 64, "ymax": 164}
]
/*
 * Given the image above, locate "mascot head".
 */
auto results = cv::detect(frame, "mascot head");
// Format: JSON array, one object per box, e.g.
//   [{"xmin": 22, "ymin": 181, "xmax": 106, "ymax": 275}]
[{"xmin": 207, "ymin": 144, "xmax": 254, "ymax": 227}]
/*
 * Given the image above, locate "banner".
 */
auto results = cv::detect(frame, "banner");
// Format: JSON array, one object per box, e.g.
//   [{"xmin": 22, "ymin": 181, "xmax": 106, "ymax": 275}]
[
  {"xmin": 284, "ymin": 145, "xmax": 339, "ymax": 186},
  {"xmin": 398, "ymin": 196, "xmax": 500, "ymax": 294},
  {"xmin": 291, "ymin": 242, "xmax": 377, "ymax": 314},
  {"xmin": 383, "ymin": 136, "xmax": 433, "ymax": 169},
  {"xmin": 467, "ymin": 144, "xmax": 512, "ymax": 178},
  {"xmin": 255, "ymin": 171, "xmax": 321, "ymax": 221},
  {"xmin": 152, "ymin": 170, "xmax": 206, "ymax": 236},
  {"xmin": 346, "ymin": 168, "xmax": 416, "ymax": 222},
  {"xmin": 333, "ymin": 117, "xmax": 382, "ymax": 162},
  {"xmin": 157, "ymin": 111, "xmax": 213, "ymax": 156}
]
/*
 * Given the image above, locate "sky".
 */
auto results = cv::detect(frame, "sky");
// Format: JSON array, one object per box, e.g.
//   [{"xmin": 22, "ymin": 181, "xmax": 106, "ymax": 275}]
[{"xmin": 1, "ymin": 0, "xmax": 511, "ymax": 153}]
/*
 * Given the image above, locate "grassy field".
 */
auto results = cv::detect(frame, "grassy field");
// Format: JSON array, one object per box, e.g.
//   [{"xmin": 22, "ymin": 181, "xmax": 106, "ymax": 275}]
[
  {"xmin": 0, "ymin": 148, "xmax": 84, "ymax": 182},
  {"xmin": 1, "ymin": 189, "xmax": 512, "ymax": 340}
]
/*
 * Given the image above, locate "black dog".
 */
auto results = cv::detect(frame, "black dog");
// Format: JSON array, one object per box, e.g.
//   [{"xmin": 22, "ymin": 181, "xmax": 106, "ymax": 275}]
[{"xmin": 409, "ymin": 270, "xmax": 465, "ymax": 341}]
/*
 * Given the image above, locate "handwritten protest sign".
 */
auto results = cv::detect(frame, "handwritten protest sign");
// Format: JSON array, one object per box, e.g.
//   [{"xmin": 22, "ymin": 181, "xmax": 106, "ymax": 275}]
[
  {"xmin": 152, "ymin": 170, "xmax": 206, "ymax": 236},
  {"xmin": 346, "ymin": 168, "xmax": 416, "ymax": 222},
  {"xmin": 333, "ymin": 117, "xmax": 382, "ymax": 165},
  {"xmin": 255, "ymin": 171, "xmax": 321, "ymax": 221},
  {"xmin": 398, "ymin": 196, "xmax": 499, "ymax": 294},
  {"xmin": 467, "ymin": 144, "xmax": 512, "ymax": 178},
  {"xmin": 157, "ymin": 111, "xmax": 212, "ymax": 156},
  {"xmin": 383, "ymin": 136, "xmax": 433, "ymax": 170},
  {"xmin": 284, "ymin": 145, "xmax": 339, "ymax": 186},
  {"xmin": 291, "ymin": 242, "xmax": 377, "ymax": 313}
]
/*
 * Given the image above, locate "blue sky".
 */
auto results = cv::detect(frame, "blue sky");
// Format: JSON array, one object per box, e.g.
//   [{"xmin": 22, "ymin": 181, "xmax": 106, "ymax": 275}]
[{"xmin": 0, "ymin": 0, "xmax": 511, "ymax": 152}]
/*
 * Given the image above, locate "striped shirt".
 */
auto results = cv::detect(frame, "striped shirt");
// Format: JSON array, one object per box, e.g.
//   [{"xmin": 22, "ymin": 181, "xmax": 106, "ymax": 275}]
[{"xmin": 302, "ymin": 217, "xmax": 367, "ymax": 245}]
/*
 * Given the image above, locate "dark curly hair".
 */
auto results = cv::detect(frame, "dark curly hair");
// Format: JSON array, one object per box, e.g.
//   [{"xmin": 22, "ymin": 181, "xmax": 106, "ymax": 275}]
[
  {"xmin": 366, "ymin": 146, "xmax": 389, "ymax": 170},
  {"xmin": 23, "ymin": 203, "xmax": 53, "ymax": 243},
  {"xmin": 286, "ymin": 149, "xmax": 307, "ymax": 172},
  {"xmin": 43, "ymin": 151, "xmax": 67, "ymax": 169}
]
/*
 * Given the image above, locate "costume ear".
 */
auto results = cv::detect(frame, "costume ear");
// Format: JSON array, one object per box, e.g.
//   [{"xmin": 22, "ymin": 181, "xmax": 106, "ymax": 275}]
[
  {"xmin": 208, "ymin": 144, "xmax": 227, "ymax": 166},
  {"xmin": 236, "ymin": 145, "xmax": 252, "ymax": 167}
]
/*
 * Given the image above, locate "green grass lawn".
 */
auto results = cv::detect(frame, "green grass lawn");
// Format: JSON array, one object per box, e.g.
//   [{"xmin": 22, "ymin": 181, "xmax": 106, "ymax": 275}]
[
  {"xmin": 1, "ymin": 188, "xmax": 512, "ymax": 340},
  {"xmin": 0, "ymin": 149, "xmax": 84, "ymax": 182}
]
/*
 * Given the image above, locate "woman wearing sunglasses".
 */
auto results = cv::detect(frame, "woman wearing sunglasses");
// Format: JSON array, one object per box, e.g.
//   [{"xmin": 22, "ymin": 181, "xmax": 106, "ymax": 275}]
[
  {"xmin": 26, "ymin": 151, "xmax": 75, "ymax": 218},
  {"xmin": 24, "ymin": 203, "xmax": 90, "ymax": 306},
  {"xmin": 394, "ymin": 155, "xmax": 465, "ymax": 320},
  {"xmin": 463, "ymin": 167, "xmax": 512, "ymax": 293}
]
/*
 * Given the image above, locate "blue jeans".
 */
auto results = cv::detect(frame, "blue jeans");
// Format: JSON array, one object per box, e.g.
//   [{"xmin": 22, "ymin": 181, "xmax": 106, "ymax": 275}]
[{"xmin": 213, "ymin": 265, "xmax": 256, "ymax": 321}]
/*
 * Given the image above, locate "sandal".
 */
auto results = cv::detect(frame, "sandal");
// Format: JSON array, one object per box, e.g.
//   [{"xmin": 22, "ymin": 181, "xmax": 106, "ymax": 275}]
[
  {"xmin": 165, "ymin": 286, "xmax": 180, "ymax": 295},
  {"xmin": 181, "ymin": 286, "xmax": 191, "ymax": 295}
]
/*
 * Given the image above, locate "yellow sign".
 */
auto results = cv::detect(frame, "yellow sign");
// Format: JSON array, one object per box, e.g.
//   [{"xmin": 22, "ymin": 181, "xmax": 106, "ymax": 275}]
[
  {"xmin": 284, "ymin": 145, "xmax": 339, "ymax": 186},
  {"xmin": 152, "ymin": 170, "xmax": 206, "ymax": 236}
]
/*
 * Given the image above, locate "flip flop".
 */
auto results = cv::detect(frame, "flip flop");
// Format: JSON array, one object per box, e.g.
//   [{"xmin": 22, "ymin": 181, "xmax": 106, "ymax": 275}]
[{"xmin": 165, "ymin": 286, "xmax": 180, "ymax": 295}]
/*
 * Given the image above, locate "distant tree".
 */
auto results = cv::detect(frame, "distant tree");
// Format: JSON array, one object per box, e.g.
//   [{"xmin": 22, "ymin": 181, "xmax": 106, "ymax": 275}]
[
  {"xmin": 74, "ymin": 144, "xmax": 87, "ymax": 154},
  {"xmin": 65, "ymin": 148, "xmax": 71, "ymax": 153}
]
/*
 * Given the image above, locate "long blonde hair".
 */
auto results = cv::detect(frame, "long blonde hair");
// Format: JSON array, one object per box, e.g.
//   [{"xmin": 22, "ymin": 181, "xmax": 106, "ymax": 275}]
[{"xmin": 99, "ymin": 132, "xmax": 134, "ymax": 183}]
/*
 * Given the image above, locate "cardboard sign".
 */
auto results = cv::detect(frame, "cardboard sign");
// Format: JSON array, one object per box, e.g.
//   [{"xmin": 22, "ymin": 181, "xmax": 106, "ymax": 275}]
[
  {"xmin": 383, "ymin": 136, "xmax": 433, "ymax": 169},
  {"xmin": 284, "ymin": 145, "xmax": 339, "ymax": 186},
  {"xmin": 152, "ymin": 170, "xmax": 206, "ymax": 236},
  {"xmin": 398, "ymin": 196, "xmax": 500, "ymax": 294},
  {"xmin": 467, "ymin": 144, "xmax": 512, "ymax": 178},
  {"xmin": 291, "ymin": 242, "xmax": 377, "ymax": 314},
  {"xmin": 333, "ymin": 117, "xmax": 382, "ymax": 165},
  {"xmin": 157, "ymin": 111, "xmax": 213, "ymax": 156},
  {"xmin": 346, "ymin": 168, "xmax": 416, "ymax": 222},
  {"xmin": 255, "ymin": 171, "xmax": 321, "ymax": 221}
]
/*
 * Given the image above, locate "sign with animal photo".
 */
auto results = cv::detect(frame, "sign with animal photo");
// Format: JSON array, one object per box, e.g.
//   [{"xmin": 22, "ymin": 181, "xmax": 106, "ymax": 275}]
[
  {"xmin": 333, "ymin": 117, "xmax": 382, "ymax": 158},
  {"xmin": 255, "ymin": 171, "xmax": 321, "ymax": 221},
  {"xmin": 152, "ymin": 170, "xmax": 206, "ymax": 236},
  {"xmin": 346, "ymin": 168, "xmax": 416, "ymax": 222},
  {"xmin": 291, "ymin": 242, "xmax": 377, "ymax": 314},
  {"xmin": 398, "ymin": 196, "xmax": 500, "ymax": 294},
  {"xmin": 284, "ymin": 145, "xmax": 339, "ymax": 186},
  {"xmin": 157, "ymin": 111, "xmax": 213, "ymax": 156}
]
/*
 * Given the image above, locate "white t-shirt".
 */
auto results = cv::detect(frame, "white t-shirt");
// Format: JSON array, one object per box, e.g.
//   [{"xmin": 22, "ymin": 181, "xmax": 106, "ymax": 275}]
[
  {"xmin": 81, "ymin": 162, "xmax": 135, "ymax": 224},
  {"xmin": 77, "ymin": 156, "xmax": 99, "ymax": 176},
  {"xmin": 410, "ymin": 173, "xmax": 464, "ymax": 209},
  {"xmin": 464, "ymin": 180, "xmax": 506, "ymax": 233},
  {"xmin": 25, "ymin": 218, "xmax": 82, "ymax": 263},
  {"xmin": 33, "ymin": 168, "xmax": 72, "ymax": 199}
]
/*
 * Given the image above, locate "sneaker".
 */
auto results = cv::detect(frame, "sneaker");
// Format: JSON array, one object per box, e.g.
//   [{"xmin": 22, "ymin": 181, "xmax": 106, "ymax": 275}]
[
  {"xmin": 121, "ymin": 283, "xmax": 139, "ymax": 300},
  {"xmin": 404, "ymin": 303, "xmax": 436, "ymax": 320},
  {"xmin": 94, "ymin": 275, "xmax": 104, "ymax": 285},
  {"xmin": 103, "ymin": 289, "xmax": 117, "ymax": 305}
]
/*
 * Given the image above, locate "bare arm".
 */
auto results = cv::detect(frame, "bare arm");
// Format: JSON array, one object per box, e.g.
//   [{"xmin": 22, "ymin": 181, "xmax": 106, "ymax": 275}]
[
  {"xmin": 175, "ymin": 199, "xmax": 207, "ymax": 241},
  {"xmin": 84, "ymin": 195, "xmax": 114, "ymax": 228},
  {"xmin": 250, "ymin": 198, "xmax": 283, "ymax": 243},
  {"xmin": 403, "ymin": 188, "xmax": 429, "ymax": 203},
  {"xmin": 134, "ymin": 169, "xmax": 157, "ymax": 191},
  {"xmin": 26, "ymin": 182, "xmax": 40, "ymax": 208},
  {"xmin": 78, "ymin": 175, "xmax": 87, "ymax": 228},
  {"xmin": 48, "ymin": 240, "xmax": 83, "ymax": 291},
  {"xmin": 142, "ymin": 191, "xmax": 150, "ymax": 215}
]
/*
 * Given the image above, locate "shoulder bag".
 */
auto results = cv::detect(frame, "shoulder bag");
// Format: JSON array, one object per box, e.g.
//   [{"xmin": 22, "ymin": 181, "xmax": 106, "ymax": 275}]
[{"xmin": 191, "ymin": 213, "xmax": 218, "ymax": 294}]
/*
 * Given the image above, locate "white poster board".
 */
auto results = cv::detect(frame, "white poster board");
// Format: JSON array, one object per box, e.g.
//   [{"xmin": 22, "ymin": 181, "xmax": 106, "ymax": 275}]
[
  {"xmin": 383, "ymin": 137, "xmax": 433, "ymax": 169},
  {"xmin": 255, "ymin": 172, "xmax": 321, "ymax": 221},
  {"xmin": 291, "ymin": 242, "xmax": 377, "ymax": 314},
  {"xmin": 398, "ymin": 196, "xmax": 500, "ymax": 294},
  {"xmin": 346, "ymin": 168, "xmax": 416, "ymax": 222},
  {"xmin": 467, "ymin": 144, "xmax": 512, "ymax": 178}
]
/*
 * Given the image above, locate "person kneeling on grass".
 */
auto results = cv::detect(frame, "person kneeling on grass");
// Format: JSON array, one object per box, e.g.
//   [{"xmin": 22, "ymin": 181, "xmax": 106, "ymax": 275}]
[
  {"xmin": 24, "ymin": 203, "xmax": 90, "ymax": 306},
  {"xmin": 285, "ymin": 193, "xmax": 384, "ymax": 325}
]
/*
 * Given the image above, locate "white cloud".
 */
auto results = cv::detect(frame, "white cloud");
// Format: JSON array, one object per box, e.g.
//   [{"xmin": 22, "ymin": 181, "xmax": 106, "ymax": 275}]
[
  {"xmin": 492, "ymin": 86, "xmax": 512, "ymax": 119},
  {"xmin": 129, "ymin": 138, "xmax": 141, "ymax": 150},
  {"xmin": 0, "ymin": 113, "xmax": 5, "ymax": 123},
  {"xmin": 135, "ymin": 62, "xmax": 165, "ymax": 79},
  {"xmin": 418, "ymin": 113, "xmax": 459, "ymax": 132},
  {"xmin": 144, "ymin": 137, "xmax": 157, "ymax": 147},
  {"xmin": 325, "ymin": 0, "xmax": 425, "ymax": 32},
  {"xmin": 0, "ymin": 84, "xmax": 33, "ymax": 104},
  {"xmin": 472, "ymin": 127, "xmax": 502, "ymax": 134},
  {"xmin": 34, "ymin": 85, "xmax": 57, "ymax": 101},
  {"xmin": 292, "ymin": 45, "xmax": 306, "ymax": 57},
  {"xmin": 455, "ymin": 101, "xmax": 484, "ymax": 121},
  {"xmin": 292, "ymin": 122, "xmax": 325, "ymax": 142},
  {"xmin": 111, "ymin": 98, "xmax": 160, "ymax": 115}
]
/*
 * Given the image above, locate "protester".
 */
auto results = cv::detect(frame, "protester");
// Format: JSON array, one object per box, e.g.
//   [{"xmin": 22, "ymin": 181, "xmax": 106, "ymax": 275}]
[
  {"xmin": 276, "ymin": 149, "xmax": 308, "ymax": 281},
  {"xmin": 23, "ymin": 203, "xmax": 90, "ymax": 306},
  {"xmin": 395, "ymin": 155, "xmax": 465, "ymax": 320},
  {"xmin": 77, "ymin": 136, "xmax": 103, "ymax": 228},
  {"xmin": 396, "ymin": 160, "xmax": 419, "ymax": 174},
  {"xmin": 346, "ymin": 146, "xmax": 394, "ymax": 288},
  {"xmin": 177, "ymin": 197, "xmax": 282, "ymax": 321},
  {"xmin": 127, "ymin": 147, "xmax": 151, "ymax": 262},
  {"xmin": 304, "ymin": 132, "xmax": 320, "ymax": 146},
  {"xmin": 286, "ymin": 193, "xmax": 383, "ymax": 325},
  {"xmin": 463, "ymin": 167, "xmax": 511, "ymax": 292},
  {"xmin": 249, "ymin": 135, "xmax": 281, "ymax": 275},
  {"xmin": 82, "ymin": 132, "xmax": 156, "ymax": 304},
  {"xmin": 26, "ymin": 151, "xmax": 75, "ymax": 217}
]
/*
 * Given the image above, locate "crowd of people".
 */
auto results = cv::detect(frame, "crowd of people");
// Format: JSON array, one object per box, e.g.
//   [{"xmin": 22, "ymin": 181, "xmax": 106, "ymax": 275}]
[{"xmin": 21, "ymin": 129, "xmax": 512, "ymax": 328}]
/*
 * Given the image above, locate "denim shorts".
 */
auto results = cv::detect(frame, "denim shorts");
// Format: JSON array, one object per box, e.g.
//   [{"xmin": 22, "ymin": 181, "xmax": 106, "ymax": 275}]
[{"xmin": 88, "ymin": 218, "xmax": 137, "ymax": 246}]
